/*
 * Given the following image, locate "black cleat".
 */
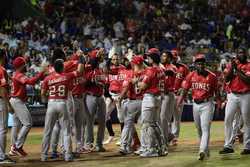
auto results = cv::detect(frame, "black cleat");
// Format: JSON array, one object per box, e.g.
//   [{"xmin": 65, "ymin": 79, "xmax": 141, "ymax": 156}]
[
  {"xmin": 241, "ymin": 149, "xmax": 250, "ymax": 155},
  {"xmin": 198, "ymin": 152, "xmax": 205, "ymax": 161},
  {"xmin": 219, "ymin": 147, "xmax": 234, "ymax": 154}
]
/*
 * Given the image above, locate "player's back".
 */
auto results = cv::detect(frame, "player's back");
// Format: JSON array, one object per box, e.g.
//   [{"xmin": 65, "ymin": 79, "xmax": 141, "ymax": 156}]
[{"xmin": 43, "ymin": 72, "xmax": 75, "ymax": 100}]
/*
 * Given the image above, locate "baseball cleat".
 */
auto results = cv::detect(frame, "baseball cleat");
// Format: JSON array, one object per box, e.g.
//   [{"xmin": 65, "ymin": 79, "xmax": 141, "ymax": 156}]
[
  {"xmin": 240, "ymin": 149, "xmax": 250, "ymax": 155},
  {"xmin": 79, "ymin": 147, "xmax": 91, "ymax": 154},
  {"xmin": 172, "ymin": 138, "xmax": 178, "ymax": 146},
  {"xmin": 13, "ymin": 145, "xmax": 28, "ymax": 157},
  {"xmin": 0, "ymin": 156, "xmax": 16, "ymax": 164},
  {"xmin": 9, "ymin": 146, "xmax": 18, "ymax": 156},
  {"xmin": 41, "ymin": 154, "xmax": 48, "ymax": 162},
  {"xmin": 198, "ymin": 152, "xmax": 206, "ymax": 161},
  {"xmin": 116, "ymin": 141, "xmax": 121, "ymax": 146},
  {"xmin": 50, "ymin": 151, "xmax": 59, "ymax": 159},
  {"xmin": 219, "ymin": 147, "xmax": 234, "ymax": 154},
  {"xmin": 134, "ymin": 148, "xmax": 143, "ymax": 155},
  {"xmin": 140, "ymin": 151, "xmax": 159, "ymax": 158},
  {"xmin": 103, "ymin": 136, "xmax": 115, "ymax": 145},
  {"xmin": 95, "ymin": 146, "xmax": 106, "ymax": 152}
]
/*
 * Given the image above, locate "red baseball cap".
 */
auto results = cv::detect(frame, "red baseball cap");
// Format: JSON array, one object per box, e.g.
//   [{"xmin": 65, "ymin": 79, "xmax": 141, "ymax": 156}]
[
  {"xmin": 146, "ymin": 48, "xmax": 160, "ymax": 56},
  {"xmin": 131, "ymin": 55, "xmax": 144, "ymax": 65},
  {"xmin": 13, "ymin": 57, "xmax": 26, "ymax": 69},
  {"xmin": 194, "ymin": 53, "xmax": 205, "ymax": 62}
]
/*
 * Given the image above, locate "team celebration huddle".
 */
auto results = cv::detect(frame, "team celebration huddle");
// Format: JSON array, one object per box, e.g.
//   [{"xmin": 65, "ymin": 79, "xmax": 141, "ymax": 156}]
[{"xmin": 0, "ymin": 45, "xmax": 250, "ymax": 164}]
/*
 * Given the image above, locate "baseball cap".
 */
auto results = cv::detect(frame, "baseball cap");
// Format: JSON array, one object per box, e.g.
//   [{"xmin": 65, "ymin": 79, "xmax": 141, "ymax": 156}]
[
  {"xmin": 131, "ymin": 55, "xmax": 144, "ymax": 65},
  {"xmin": 146, "ymin": 48, "xmax": 160, "ymax": 56},
  {"xmin": 13, "ymin": 57, "xmax": 26, "ymax": 69},
  {"xmin": 194, "ymin": 53, "xmax": 206, "ymax": 62}
]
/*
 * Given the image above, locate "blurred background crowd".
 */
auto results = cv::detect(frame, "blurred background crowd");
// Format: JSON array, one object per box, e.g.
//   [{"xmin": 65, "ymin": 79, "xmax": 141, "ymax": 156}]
[{"xmin": 0, "ymin": 0, "xmax": 250, "ymax": 104}]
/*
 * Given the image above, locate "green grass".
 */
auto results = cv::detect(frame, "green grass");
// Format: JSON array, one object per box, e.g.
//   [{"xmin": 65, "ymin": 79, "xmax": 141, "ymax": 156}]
[{"xmin": 7, "ymin": 121, "xmax": 250, "ymax": 167}]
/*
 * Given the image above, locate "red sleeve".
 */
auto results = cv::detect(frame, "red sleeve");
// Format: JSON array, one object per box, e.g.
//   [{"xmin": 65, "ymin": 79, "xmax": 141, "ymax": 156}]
[
  {"xmin": 65, "ymin": 71, "xmax": 78, "ymax": 80},
  {"xmin": 182, "ymin": 72, "xmax": 193, "ymax": 90},
  {"xmin": 18, "ymin": 72, "xmax": 44, "ymax": 85}
]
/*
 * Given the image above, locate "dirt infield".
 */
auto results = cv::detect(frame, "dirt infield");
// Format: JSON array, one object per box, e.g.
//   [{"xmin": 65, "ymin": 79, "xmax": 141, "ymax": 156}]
[{"xmin": 3, "ymin": 122, "xmax": 250, "ymax": 167}]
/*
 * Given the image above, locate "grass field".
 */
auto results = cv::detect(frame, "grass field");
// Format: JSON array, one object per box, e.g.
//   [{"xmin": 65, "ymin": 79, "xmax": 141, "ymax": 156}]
[{"xmin": 3, "ymin": 121, "xmax": 250, "ymax": 167}]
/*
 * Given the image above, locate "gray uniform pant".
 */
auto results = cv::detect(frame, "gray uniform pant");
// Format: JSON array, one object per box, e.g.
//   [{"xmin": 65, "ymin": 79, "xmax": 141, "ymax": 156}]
[
  {"xmin": 120, "ymin": 99, "xmax": 142, "ymax": 151},
  {"xmin": 41, "ymin": 100, "xmax": 72, "ymax": 159},
  {"xmin": 231, "ymin": 111, "xmax": 243, "ymax": 144},
  {"xmin": 0, "ymin": 99, "xmax": 7, "ymax": 160},
  {"xmin": 50, "ymin": 95, "xmax": 74, "ymax": 152},
  {"xmin": 10, "ymin": 97, "xmax": 32, "ymax": 149},
  {"xmin": 160, "ymin": 92, "xmax": 175, "ymax": 144},
  {"xmin": 140, "ymin": 94, "xmax": 166, "ymax": 155},
  {"xmin": 73, "ymin": 97, "xmax": 86, "ymax": 152},
  {"xmin": 171, "ymin": 95, "xmax": 183, "ymax": 138},
  {"xmin": 193, "ymin": 100, "xmax": 214, "ymax": 154},
  {"xmin": 224, "ymin": 92, "xmax": 250, "ymax": 150},
  {"xmin": 85, "ymin": 94, "xmax": 106, "ymax": 147}
]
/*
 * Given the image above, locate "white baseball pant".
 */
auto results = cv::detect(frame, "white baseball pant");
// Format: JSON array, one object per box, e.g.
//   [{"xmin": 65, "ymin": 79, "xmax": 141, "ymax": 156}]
[
  {"xmin": 41, "ymin": 100, "xmax": 72, "ymax": 160},
  {"xmin": 160, "ymin": 92, "xmax": 175, "ymax": 144},
  {"xmin": 85, "ymin": 94, "xmax": 106, "ymax": 147},
  {"xmin": 140, "ymin": 94, "xmax": 166, "ymax": 156},
  {"xmin": 73, "ymin": 97, "xmax": 86, "ymax": 152},
  {"xmin": 224, "ymin": 92, "xmax": 250, "ymax": 150},
  {"xmin": 10, "ymin": 97, "xmax": 32, "ymax": 149},
  {"xmin": 193, "ymin": 100, "xmax": 214, "ymax": 155},
  {"xmin": 171, "ymin": 95, "xmax": 183, "ymax": 138},
  {"xmin": 0, "ymin": 99, "xmax": 8, "ymax": 160},
  {"xmin": 120, "ymin": 99, "xmax": 142, "ymax": 151}
]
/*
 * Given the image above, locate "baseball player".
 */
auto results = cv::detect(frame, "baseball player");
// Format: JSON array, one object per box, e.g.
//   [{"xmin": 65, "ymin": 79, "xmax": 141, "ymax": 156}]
[
  {"xmin": 177, "ymin": 54, "xmax": 218, "ymax": 160},
  {"xmin": 49, "ymin": 48, "xmax": 88, "ymax": 157},
  {"xmin": 219, "ymin": 48, "xmax": 250, "ymax": 155},
  {"xmin": 137, "ymin": 48, "xmax": 167, "ymax": 157},
  {"xmin": 160, "ymin": 50, "xmax": 177, "ymax": 145},
  {"xmin": 171, "ymin": 49, "xmax": 189, "ymax": 145},
  {"xmin": 41, "ymin": 57, "xmax": 84, "ymax": 162},
  {"xmin": 0, "ymin": 49, "xmax": 15, "ymax": 164},
  {"xmin": 119, "ymin": 55, "xmax": 144, "ymax": 154},
  {"xmin": 9, "ymin": 56, "xmax": 46, "ymax": 156},
  {"xmin": 104, "ymin": 53, "xmax": 126, "ymax": 144},
  {"xmin": 84, "ymin": 50, "xmax": 107, "ymax": 152}
]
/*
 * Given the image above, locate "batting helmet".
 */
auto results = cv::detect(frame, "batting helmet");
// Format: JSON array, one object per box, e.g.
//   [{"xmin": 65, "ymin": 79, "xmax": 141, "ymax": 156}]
[{"xmin": 13, "ymin": 57, "xmax": 26, "ymax": 69}]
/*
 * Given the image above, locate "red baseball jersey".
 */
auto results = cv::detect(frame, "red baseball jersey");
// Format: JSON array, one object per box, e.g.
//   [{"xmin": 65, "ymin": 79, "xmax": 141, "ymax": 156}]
[
  {"xmin": 109, "ymin": 65, "xmax": 126, "ymax": 75},
  {"xmin": 174, "ymin": 63, "xmax": 189, "ymax": 92},
  {"xmin": 224, "ymin": 62, "xmax": 250, "ymax": 93},
  {"xmin": 85, "ymin": 68, "xmax": 107, "ymax": 96},
  {"xmin": 141, "ymin": 66, "xmax": 165, "ymax": 95},
  {"xmin": 109, "ymin": 67, "xmax": 131, "ymax": 93},
  {"xmin": 163, "ymin": 63, "xmax": 177, "ymax": 92},
  {"xmin": 72, "ymin": 73, "xmax": 86, "ymax": 96},
  {"xmin": 123, "ymin": 70, "xmax": 144, "ymax": 99},
  {"xmin": 11, "ymin": 71, "xmax": 44, "ymax": 101},
  {"xmin": 182, "ymin": 70, "xmax": 217, "ymax": 100},
  {"xmin": 42, "ymin": 71, "xmax": 78, "ymax": 100}
]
